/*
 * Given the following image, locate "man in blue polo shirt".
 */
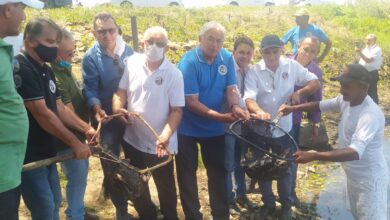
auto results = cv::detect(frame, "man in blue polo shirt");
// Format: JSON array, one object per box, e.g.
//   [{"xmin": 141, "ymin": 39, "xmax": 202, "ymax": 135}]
[
  {"xmin": 282, "ymin": 8, "xmax": 332, "ymax": 63},
  {"xmin": 176, "ymin": 21, "xmax": 248, "ymax": 220},
  {"xmin": 82, "ymin": 12, "xmax": 133, "ymax": 220}
]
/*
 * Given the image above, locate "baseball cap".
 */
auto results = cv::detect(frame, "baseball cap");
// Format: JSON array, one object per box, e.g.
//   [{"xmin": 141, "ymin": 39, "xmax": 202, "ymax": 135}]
[
  {"xmin": 0, "ymin": 0, "xmax": 44, "ymax": 9},
  {"xmin": 330, "ymin": 64, "xmax": 370, "ymax": 84},
  {"xmin": 260, "ymin": 34, "xmax": 283, "ymax": 50},
  {"xmin": 294, "ymin": 8, "xmax": 309, "ymax": 17}
]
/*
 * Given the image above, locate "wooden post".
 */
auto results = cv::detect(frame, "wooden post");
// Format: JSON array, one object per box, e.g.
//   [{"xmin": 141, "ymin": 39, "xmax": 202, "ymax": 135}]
[{"xmin": 131, "ymin": 16, "xmax": 139, "ymax": 52}]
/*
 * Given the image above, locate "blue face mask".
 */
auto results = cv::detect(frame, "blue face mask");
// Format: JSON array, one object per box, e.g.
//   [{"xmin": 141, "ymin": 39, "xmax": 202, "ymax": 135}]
[{"xmin": 58, "ymin": 60, "xmax": 71, "ymax": 69}]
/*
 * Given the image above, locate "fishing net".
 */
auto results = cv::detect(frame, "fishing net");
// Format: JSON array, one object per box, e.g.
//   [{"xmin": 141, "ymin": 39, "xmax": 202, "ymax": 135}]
[{"xmin": 229, "ymin": 118, "xmax": 298, "ymax": 181}]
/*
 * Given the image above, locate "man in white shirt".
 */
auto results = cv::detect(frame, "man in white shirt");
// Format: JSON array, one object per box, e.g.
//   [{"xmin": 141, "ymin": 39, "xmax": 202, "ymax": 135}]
[
  {"xmin": 112, "ymin": 26, "xmax": 184, "ymax": 220},
  {"xmin": 244, "ymin": 34, "xmax": 320, "ymax": 219},
  {"xmin": 356, "ymin": 34, "xmax": 382, "ymax": 104},
  {"xmin": 278, "ymin": 63, "xmax": 389, "ymax": 220}
]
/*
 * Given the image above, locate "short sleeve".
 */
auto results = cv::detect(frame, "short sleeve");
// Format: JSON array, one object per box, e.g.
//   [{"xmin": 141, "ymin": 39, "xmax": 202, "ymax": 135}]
[
  {"xmin": 319, "ymin": 96, "xmax": 342, "ymax": 113},
  {"xmin": 16, "ymin": 61, "xmax": 44, "ymax": 102},
  {"xmin": 178, "ymin": 56, "xmax": 199, "ymax": 96},
  {"xmin": 54, "ymin": 75, "xmax": 70, "ymax": 104},
  {"xmin": 168, "ymin": 69, "xmax": 185, "ymax": 107},
  {"xmin": 281, "ymin": 28, "xmax": 294, "ymax": 45},
  {"xmin": 315, "ymin": 26, "xmax": 329, "ymax": 42},
  {"xmin": 243, "ymin": 68, "xmax": 258, "ymax": 101},
  {"xmin": 349, "ymin": 112, "xmax": 380, "ymax": 159},
  {"xmin": 225, "ymin": 55, "xmax": 237, "ymax": 87},
  {"xmin": 293, "ymin": 61, "xmax": 318, "ymax": 87}
]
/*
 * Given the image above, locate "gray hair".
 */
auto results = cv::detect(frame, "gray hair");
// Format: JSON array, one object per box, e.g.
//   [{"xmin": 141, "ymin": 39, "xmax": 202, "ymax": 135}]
[
  {"xmin": 199, "ymin": 21, "xmax": 226, "ymax": 38},
  {"xmin": 143, "ymin": 26, "xmax": 169, "ymax": 44},
  {"xmin": 60, "ymin": 28, "xmax": 74, "ymax": 41}
]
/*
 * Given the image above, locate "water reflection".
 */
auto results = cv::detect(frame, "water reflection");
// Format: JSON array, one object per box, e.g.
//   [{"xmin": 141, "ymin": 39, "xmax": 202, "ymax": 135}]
[{"xmin": 315, "ymin": 138, "xmax": 390, "ymax": 219}]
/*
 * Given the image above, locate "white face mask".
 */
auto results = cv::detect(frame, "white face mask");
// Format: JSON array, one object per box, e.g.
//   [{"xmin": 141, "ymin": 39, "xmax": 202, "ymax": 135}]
[{"xmin": 145, "ymin": 44, "xmax": 164, "ymax": 62}]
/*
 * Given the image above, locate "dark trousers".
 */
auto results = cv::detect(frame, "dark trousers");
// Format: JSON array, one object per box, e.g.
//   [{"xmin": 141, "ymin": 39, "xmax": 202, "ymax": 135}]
[
  {"xmin": 368, "ymin": 70, "xmax": 379, "ymax": 104},
  {"xmin": 176, "ymin": 135, "xmax": 229, "ymax": 220},
  {"xmin": 0, "ymin": 186, "xmax": 21, "ymax": 220},
  {"xmin": 121, "ymin": 140, "xmax": 179, "ymax": 220}
]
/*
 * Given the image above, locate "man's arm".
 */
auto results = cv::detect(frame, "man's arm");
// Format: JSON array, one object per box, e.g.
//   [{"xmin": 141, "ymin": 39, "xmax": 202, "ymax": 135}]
[
  {"xmin": 112, "ymin": 89, "xmax": 130, "ymax": 124},
  {"xmin": 317, "ymin": 39, "xmax": 332, "ymax": 63},
  {"xmin": 186, "ymin": 95, "xmax": 236, "ymax": 123},
  {"xmin": 290, "ymin": 79, "xmax": 321, "ymax": 105},
  {"xmin": 278, "ymin": 101, "xmax": 321, "ymax": 116},
  {"xmin": 25, "ymin": 100, "xmax": 91, "ymax": 159},
  {"xmin": 156, "ymin": 107, "xmax": 183, "ymax": 157},
  {"xmin": 226, "ymin": 85, "xmax": 249, "ymax": 120},
  {"xmin": 245, "ymin": 98, "xmax": 271, "ymax": 120},
  {"xmin": 294, "ymin": 147, "xmax": 359, "ymax": 163},
  {"xmin": 56, "ymin": 99, "xmax": 95, "ymax": 141}
]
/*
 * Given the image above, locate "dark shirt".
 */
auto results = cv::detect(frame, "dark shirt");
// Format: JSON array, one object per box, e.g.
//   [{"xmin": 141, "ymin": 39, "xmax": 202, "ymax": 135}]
[{"xmin": 16, "ymin": 53, "xmax": 61, "ymax": 164}]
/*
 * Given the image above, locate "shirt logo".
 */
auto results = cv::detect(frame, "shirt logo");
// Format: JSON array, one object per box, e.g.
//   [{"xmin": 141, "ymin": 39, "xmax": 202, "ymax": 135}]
[
  {"xmin": 155, "ymin": 76, "xmax": 163, "ymax": 85},
  {"xmin": 49, "ymin": 80, "xmax": 56, "ymax": 94},
  {"xmin": 218, "ymin": 65, "xmax": 227, "ymax": 75},
  {"xmin": 282, "ymin": 72, "xmax": 289, "ymax": 79}
]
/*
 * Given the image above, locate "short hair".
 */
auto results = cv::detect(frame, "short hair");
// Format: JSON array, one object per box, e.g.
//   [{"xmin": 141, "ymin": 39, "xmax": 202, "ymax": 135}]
[
  {"xmin": 143, "ymin": 26, "xmax": 169, "ymax": 44},
  {"xmin": 60, "ymin": 28, "xmax": 74, "ymax": 41},
  {"xmin": 23, "ymin": 18, "xmax": 62, "ymax": 43},
  {"xmin": 366, "ymin": 34, "xmax": 377, "ymax": 42},
  {"xmin": 298, "ymin": 36, "xmax": 320, "ymax": 51},
  {"xmin": 199, "ymin": 21, "xmax": 226, "ymax": 38},
  {"xmin": 233, "ymin": 35, "xmax": 254, "ymax": 51},
  {"xmin": 93, "ymin": 12, "xmax": 118, "ymax": 30}
]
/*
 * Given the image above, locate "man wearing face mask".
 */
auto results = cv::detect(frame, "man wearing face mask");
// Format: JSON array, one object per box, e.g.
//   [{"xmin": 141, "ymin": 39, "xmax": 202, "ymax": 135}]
[
  {"xmin": 51, "ymin": 28, "xmax": 95, "ymax": 220},
  {"xmin": 112, "ymin": 26, "xmax": 184, "ymax": 220},
  {"xmin": 15, "ymin": 18, "xmax": 94, "ymax": 220},
  {"xmin": 282, "ymin": 8, "xmax": 331, "ymax": 63},
  {"xmin": 82, "ymin": 12, "xmax": 134, "ymax": 220}
]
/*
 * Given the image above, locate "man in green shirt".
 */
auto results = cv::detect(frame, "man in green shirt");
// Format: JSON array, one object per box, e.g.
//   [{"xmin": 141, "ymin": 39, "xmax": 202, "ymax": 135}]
[
  {"xmin": 51, "ymin": 28, "xmax": 92, "ymax": 220},
  {"xmin": 0, "ymin": 0, "xmax": 43, "ymax": 219}
]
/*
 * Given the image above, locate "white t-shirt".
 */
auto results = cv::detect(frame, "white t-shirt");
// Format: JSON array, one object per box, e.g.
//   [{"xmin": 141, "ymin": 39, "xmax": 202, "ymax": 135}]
[
  {"xmin": 118, "ymin": 53, "xmax": 185, "ymax": 154},
  {"xmin": 359, "ymin": 44, "xmax": 382, "ymax": 72},
  {"xmin": 319, "ymin": 95, "xmax": 388, "ymax": 179},
  {"xmin": 243, "ymin": 57, "xmax": 318, "ymax": 137}
]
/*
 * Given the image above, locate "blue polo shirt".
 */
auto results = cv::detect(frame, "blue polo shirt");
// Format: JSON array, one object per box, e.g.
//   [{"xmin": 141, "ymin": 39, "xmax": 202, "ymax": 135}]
[
  {"xmin": 281, "ymin": 24, "xmax": 328, "ymax": 55},
  {"xmin": 178, "ymin": 46, "xmax": 236, "ymax": 137}
]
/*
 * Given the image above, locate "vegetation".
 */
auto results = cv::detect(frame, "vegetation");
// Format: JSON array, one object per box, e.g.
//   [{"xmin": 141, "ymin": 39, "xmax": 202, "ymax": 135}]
[{"xmin": 25, "ymin": 1, "xmax": 390, "ymax": 98}]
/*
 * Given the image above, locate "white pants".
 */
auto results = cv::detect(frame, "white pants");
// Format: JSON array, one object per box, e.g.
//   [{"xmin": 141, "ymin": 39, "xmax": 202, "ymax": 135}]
[{"xmin": 346, "ymin": 173, "xmax": 389, "ymax": 220}]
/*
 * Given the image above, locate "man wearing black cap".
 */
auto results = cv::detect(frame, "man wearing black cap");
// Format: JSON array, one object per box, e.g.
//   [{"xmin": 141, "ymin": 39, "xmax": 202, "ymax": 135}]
[
  {"xmin": 278, "ymin": 64, "xmax": 388, "ymax": 219},
  {"xmin": 244, "ymin": 34, "xmax": 320, "ymax": 219}
]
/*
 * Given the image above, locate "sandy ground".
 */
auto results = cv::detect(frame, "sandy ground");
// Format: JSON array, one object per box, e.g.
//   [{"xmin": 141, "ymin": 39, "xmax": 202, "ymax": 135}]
[{"xmin": 19, "ymin": 85, "xmax": 390, "ymax": 220}]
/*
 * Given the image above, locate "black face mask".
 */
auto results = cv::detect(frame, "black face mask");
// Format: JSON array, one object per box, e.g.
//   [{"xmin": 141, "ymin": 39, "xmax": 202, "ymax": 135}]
[{"xmin": 34, "ymin": 43, "xmax": 58, "ymax": 63}]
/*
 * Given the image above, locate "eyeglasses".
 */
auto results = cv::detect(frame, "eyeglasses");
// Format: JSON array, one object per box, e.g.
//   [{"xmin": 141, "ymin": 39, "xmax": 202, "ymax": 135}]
[
  {"xmin": 96, "ymin": 28, "xmax": 117, "ymax": 36},
  {"xmin": 145, "ymin": 39, "xmax": 167, "ymax": 48}
]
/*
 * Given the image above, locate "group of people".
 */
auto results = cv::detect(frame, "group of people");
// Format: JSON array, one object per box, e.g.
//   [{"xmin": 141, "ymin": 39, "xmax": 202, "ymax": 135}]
[{"xmin": 0, "ymin": 0, "xmax": 387, "ymax": 220}]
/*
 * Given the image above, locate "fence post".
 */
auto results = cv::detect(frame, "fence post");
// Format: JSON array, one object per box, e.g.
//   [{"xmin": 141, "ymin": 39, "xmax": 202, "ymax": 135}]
[{"xmin": 131, "ymin": 16, "xmax": 139, "ymax": 52}]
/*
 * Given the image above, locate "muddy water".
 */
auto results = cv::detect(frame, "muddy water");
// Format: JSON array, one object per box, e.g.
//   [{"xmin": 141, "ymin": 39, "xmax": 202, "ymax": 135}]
[{"xmin": 314, "ymin": 138, "xmax": 390, "ymax": 219}]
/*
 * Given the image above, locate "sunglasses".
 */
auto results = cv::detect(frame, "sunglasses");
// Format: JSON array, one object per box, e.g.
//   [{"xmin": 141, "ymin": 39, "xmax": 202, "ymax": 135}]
[{"xmin": 96, "ymin": 28, "xmax": 117, "ymax": 36}]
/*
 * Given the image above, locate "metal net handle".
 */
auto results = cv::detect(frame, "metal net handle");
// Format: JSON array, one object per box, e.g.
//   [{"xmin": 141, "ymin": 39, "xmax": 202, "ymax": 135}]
[
  {"xmin": 89, "ymin": 112, "xmax": 173, "ymax": 174},
  {"xmin": 229, "ymin": 119, "xmax": 299, "ymax": 162}
]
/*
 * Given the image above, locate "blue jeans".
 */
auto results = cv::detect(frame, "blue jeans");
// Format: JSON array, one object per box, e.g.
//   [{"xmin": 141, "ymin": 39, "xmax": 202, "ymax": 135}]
[
  {"xmin": 58, "ymin": 148, "xmax": 89, "ymax": 220},
  {"xmin": 259, "ymin": 134, "xmax": 296, "ymax": 208},
  {"xmin": 224, "ymin": 133, "xmax": 247, "ymax": 204},
  {"xmin": 99, "ymin": 118, "xmax": 127, "ymax": 214},
  {"xmin": 21, "ymin": 164, "xmax": 62, "ymax": 220}
]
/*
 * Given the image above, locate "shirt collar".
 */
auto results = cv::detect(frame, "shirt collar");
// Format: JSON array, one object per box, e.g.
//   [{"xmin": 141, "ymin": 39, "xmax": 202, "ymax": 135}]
[
  {"xmin": 259, "ymin": 57, "xmax": 288, "ymax": 72},
  {"xmin": 195, "ymin": 46, "xmax": 223, "ymax": 64},
  {"xmin": 23, "ymin": 52, "xmax": 46, "ymax": 70},
  {"xmin": 367, "ymin": 44, "xmax": 377, "ymax": 49},
  {"xmin": 143, "ymin": 54, "xmax": 170, "ymax": 72}
]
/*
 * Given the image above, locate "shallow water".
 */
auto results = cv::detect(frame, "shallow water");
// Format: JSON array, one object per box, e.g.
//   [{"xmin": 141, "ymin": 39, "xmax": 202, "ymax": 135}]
[{"xmin": 315, "ymin": 138, "xmax": 390, "ymax": 219}]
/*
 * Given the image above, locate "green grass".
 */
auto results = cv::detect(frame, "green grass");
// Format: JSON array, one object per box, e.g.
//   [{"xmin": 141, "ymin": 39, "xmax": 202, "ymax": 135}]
[{"xmin": 24, "ymin": 1, "xmax": 390, "ymax": 82}]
